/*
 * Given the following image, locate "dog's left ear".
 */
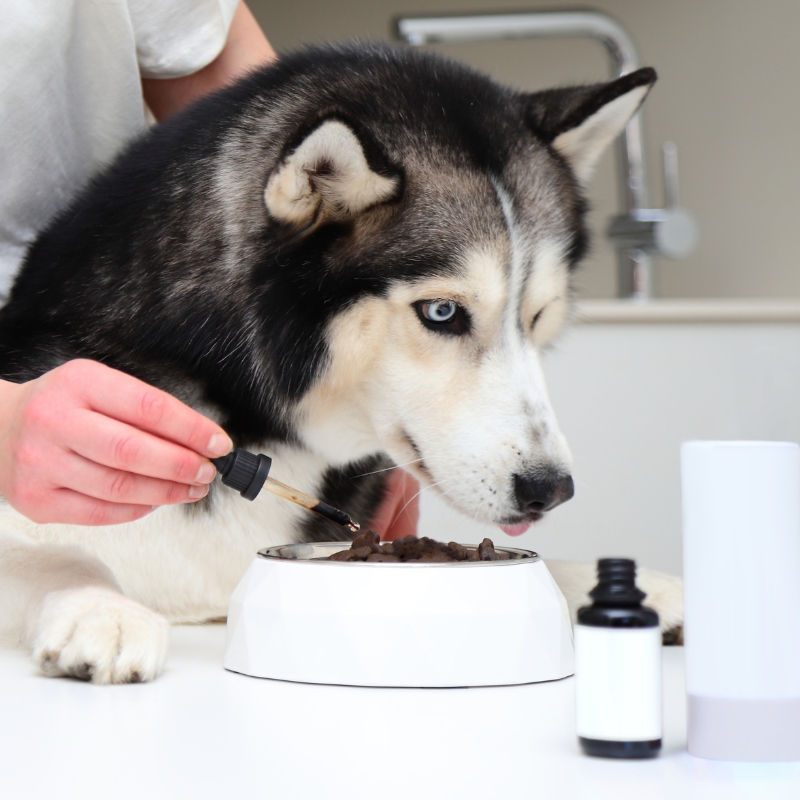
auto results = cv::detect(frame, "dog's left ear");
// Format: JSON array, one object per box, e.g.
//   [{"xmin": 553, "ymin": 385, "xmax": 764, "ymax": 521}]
[
  {"xmin": 525, "ymin": 67, "xmax": 657, "ymax": 183},
  {"xmin": 265, "ymin": 118, "xmax": 400, "ymax": 228}
]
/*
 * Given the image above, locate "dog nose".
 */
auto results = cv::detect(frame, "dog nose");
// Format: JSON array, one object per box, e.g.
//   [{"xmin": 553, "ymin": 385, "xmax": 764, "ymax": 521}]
[{"xmin": 513, "ymin": 471, "xmax": 574, "ymax": 514}]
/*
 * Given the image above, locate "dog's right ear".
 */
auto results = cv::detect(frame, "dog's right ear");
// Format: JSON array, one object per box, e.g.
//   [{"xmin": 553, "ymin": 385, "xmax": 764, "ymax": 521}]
[
  {"xmin": 264, "ymin": 119, "xmax": 400, "ymax": 228},
  {"xmin": 524, "ymin": 67, "xmax": 657, "ymax": 184}
]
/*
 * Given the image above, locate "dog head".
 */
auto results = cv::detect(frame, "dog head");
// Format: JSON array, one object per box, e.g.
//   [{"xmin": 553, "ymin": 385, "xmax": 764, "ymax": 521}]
[{"xmin": 246, "ymin": 47, "xmax": 656, "ymax": 532}]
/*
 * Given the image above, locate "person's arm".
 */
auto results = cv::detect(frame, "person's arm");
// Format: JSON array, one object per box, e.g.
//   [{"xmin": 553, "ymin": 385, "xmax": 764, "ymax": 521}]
[{"xmin": 142, "ymin": 1, "xmax": 277, "ymax": 122}]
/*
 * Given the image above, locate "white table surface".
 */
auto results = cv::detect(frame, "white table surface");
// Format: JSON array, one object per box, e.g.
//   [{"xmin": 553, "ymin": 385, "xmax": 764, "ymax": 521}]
[{"xmin": 1, "ymin": 626, "xmax": 799, "ymax": 800}]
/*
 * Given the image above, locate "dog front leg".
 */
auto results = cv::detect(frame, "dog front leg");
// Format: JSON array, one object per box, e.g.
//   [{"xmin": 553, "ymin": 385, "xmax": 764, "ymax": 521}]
[
  {"xmin": 544, "ymin": 559, "xmax": 684, "ymax": 644},
  {"xmin": 0, "ymin": 531, "xmax": 169, "ymax": 683}
]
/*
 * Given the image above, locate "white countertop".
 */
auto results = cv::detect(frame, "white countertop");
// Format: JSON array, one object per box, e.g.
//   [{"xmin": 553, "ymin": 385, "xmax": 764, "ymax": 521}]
[{"xmin": 1, "ymin": 626, "xmax": 798, "ymax": 800}]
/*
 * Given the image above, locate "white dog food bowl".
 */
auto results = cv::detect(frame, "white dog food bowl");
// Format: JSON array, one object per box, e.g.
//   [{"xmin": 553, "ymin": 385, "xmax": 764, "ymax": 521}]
[{"xmin": 224, "ymin": 542, "xmax": 574, "ymax": 687}]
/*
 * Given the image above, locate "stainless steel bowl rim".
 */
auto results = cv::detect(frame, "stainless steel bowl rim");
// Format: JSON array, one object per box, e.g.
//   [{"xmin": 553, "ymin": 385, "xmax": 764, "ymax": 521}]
[{"xmin": 257, "ymin": 541, "xmax": 540, "ymax": 566}]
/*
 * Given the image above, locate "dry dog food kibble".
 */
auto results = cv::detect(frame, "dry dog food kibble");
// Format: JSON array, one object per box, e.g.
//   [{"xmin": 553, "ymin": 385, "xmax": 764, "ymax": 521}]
[{"xmin": 327, "ymin": 530, "xmax": 512, "ymax": 562}]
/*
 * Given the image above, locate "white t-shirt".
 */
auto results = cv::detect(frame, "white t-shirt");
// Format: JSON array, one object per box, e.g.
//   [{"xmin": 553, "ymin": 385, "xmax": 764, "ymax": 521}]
[{"xmin": 0, "ymin": 0, "xmax": 239, "ymax": 302}]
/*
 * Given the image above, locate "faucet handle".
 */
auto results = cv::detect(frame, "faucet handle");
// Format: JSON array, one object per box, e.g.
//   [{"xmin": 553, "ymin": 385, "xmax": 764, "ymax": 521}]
[
  {"xmin": 662, "ymin": 141, "xmax": 680, "ymax": 208},
  {"xmin": 656, "ymin": 141, "xmax": 698, "ymax": 257},
  {"xmin": 607, "ymin": 142, "xmax": 698, "ymax": 258},
  {"xmin": 607, "ymin": 140, "xmax": 698, "ymax": 260}
]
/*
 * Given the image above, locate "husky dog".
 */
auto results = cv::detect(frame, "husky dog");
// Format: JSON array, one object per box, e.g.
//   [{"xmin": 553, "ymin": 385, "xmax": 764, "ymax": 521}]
[{"xmin": 0, "ymin": 44, "xmax": 682, "ymax": 683}]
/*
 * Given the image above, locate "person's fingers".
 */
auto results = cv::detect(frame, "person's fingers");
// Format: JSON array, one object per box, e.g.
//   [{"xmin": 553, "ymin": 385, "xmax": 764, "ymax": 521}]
[
  {"xmin": 52, "ymin": 360, "xmax": 233, "ymax": 457},
  {"xmin": 0, "ymin": 361, "xmax": 231, "ymax": 525},
  {"xmin": 65, "ymin": 408, "xmax": 218, "ymax": 486},
  {"xmin": 56, "ymin": 451, "xmax": 209, "ymax": 506},
  {"xmin": 21, "ymin": 487, "xmax": 156, "ymax": 527}
]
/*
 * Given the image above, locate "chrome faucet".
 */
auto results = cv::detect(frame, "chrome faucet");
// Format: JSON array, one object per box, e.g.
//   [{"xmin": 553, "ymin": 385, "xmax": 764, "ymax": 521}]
[{"xmin": 395, "ymin": 9, "xmax": 698, "ymax": 301}]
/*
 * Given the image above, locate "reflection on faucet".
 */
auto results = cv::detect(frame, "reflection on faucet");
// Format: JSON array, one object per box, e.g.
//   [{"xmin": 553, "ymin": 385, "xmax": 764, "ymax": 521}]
[{"xmin": 394, "ymin": 9, "xmax": 698, "ymax": 301}]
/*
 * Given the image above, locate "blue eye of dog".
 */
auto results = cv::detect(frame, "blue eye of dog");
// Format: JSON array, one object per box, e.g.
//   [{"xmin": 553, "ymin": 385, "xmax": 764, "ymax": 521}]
[
  {"xmin": 427, "ymin": 300, "xmax": 456, "ymax": 322},
  {"xmin": 414, "ymin": 300, "xmax": 469, "ymax": 335}
]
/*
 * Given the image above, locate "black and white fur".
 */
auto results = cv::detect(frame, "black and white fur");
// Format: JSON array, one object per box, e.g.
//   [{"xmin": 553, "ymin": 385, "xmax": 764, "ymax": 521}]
[{"xmin": 0, "ymin": 44, "xmax": 682, "ymax": 683}]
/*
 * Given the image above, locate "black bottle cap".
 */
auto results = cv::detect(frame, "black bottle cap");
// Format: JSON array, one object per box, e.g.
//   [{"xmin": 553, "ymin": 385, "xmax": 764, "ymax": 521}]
[
  {"xmin": 211, "ymin": 448, "xmax": 272, "ymax": 501},
  {"xmin": 589, "ymin": 558, "xmax": 646, "ymax": 605}
]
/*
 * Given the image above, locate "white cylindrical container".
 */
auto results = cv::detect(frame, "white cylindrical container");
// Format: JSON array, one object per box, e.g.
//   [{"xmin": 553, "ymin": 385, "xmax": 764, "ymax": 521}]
[{"xmin": 681, "ymin": 440, "xmax": 800, "ymax": 761}]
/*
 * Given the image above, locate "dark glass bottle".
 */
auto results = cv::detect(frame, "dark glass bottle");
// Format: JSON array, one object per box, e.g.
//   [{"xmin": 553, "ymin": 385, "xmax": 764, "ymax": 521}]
[{"xmin": 575, "ymin": 558, "xmax": 662, "ymax": 759}]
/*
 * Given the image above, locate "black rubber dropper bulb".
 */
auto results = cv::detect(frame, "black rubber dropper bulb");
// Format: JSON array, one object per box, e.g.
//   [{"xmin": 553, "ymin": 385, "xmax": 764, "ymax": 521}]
[{"xmin": 211, "ymin": 449, "xmax": 272, "ymax": 501}]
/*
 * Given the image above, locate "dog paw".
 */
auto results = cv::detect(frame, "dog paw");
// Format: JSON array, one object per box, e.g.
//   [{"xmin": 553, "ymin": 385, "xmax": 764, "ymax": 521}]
[
  {"xmin": 545, "ymin": 559, "xmax": 684, "ymax": 643},
  {"xmin": 31, "ymin": 586, "xmax": 169, "ymax": 684}
]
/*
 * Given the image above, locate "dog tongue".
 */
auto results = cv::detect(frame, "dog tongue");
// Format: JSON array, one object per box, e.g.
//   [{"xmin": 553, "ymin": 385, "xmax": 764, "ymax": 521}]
[{"xmin": 499, "ymin": 522, "xmax": 531, "ymax": 537}]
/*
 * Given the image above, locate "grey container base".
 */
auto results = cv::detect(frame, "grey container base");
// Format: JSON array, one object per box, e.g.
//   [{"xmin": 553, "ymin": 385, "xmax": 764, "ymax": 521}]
[{"xmin": 689, "ymin": 695, "xmax": 800, "ymax": 761}]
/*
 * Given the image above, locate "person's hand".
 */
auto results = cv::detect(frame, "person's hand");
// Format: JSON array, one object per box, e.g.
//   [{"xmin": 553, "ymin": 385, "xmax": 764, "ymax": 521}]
[{"xmin": 0, "ymin": 359, "xmax": 233, "ymax": 525}]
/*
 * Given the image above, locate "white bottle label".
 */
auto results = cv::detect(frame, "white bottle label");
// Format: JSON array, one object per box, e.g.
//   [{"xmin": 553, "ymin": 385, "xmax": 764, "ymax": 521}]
[{"xmin": 575, "ymin": 625, "xmax": 662, "ymax": 741}]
